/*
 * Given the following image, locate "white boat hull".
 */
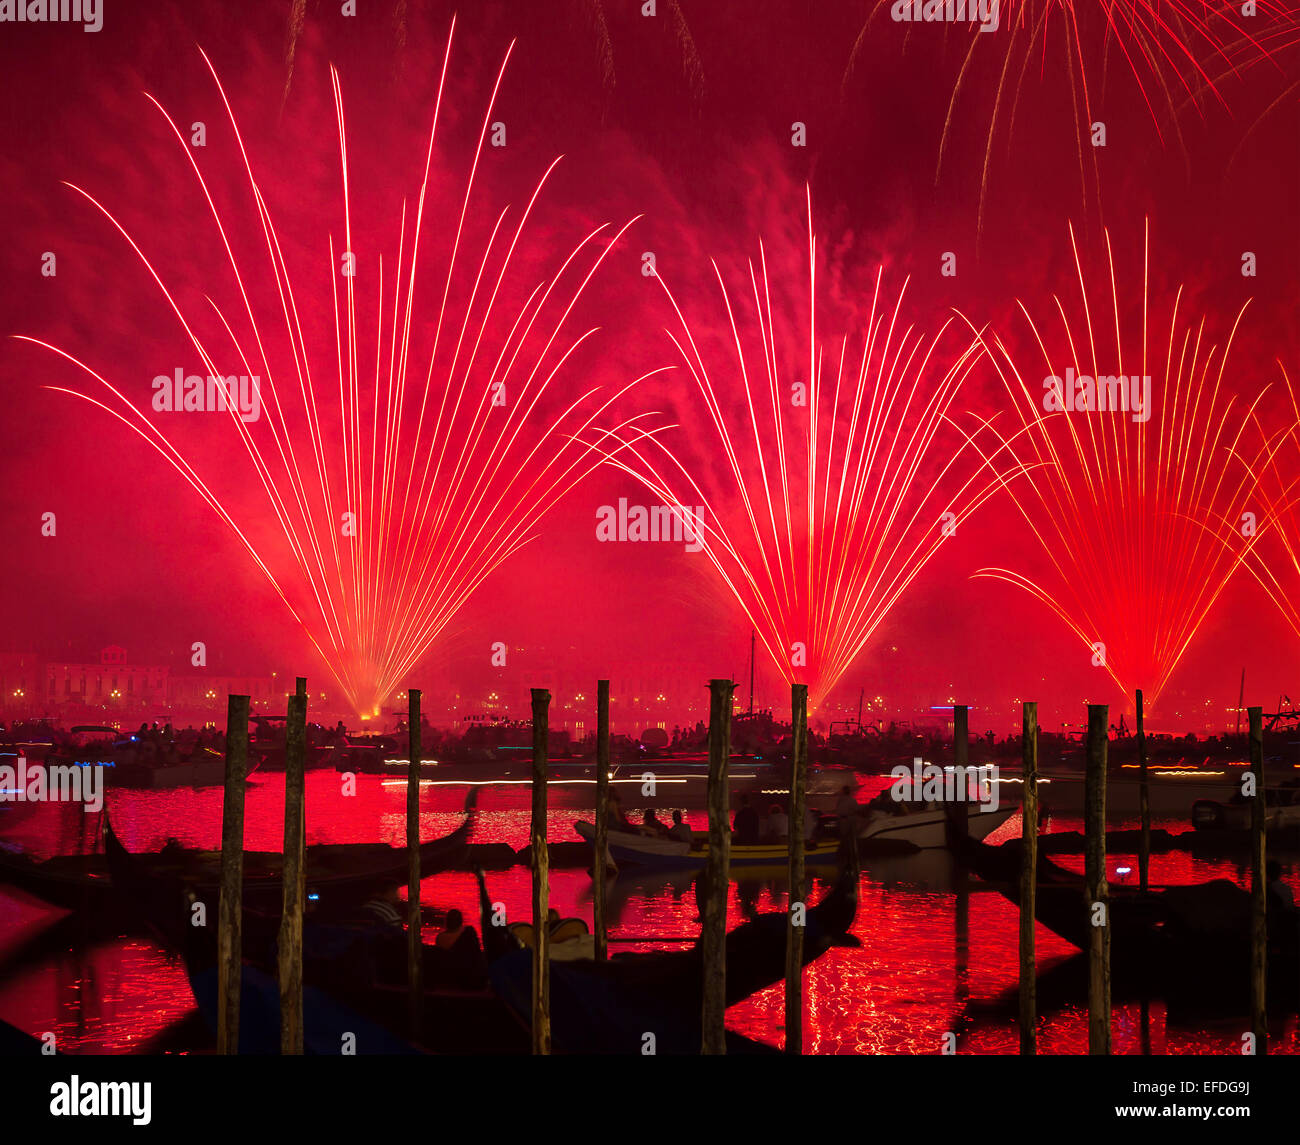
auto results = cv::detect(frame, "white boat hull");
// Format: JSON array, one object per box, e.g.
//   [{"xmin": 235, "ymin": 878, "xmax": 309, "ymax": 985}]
[
  {"xmin": 573, "ymin": 820, "xmax": 843, "ymax": 869},
  {"xmin": 857, "ymin": 804, "xmax": 1015, "ymax": 849}
]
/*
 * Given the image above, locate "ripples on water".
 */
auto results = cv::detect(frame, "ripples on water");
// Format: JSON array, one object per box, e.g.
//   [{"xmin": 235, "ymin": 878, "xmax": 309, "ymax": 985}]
[{"xmin": 1, "ymin": 771, "xmax": 1296, "ymax": 1054}]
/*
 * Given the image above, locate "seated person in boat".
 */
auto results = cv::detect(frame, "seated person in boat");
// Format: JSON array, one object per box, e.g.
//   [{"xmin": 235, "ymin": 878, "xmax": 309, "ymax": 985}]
[
  {"xmin": 764, "ymin": 803, "xmax": 789, "ymax": 842},
  {"xmin": 733, "ymin": 794, "xmax": 760, "ymax": 846},
  {"xmin": 1267, "ymin": 860, "xmax": 1295, "ymax": 913},
  {"xmin": 606, "ymin": 790, "xmax": 637, "ymax": 833},
  {"xmin": 668, "ymin": 809, "xmax": 694, "ymax": 844},
  {"xmin": 866, "ymin": 785, "xmax": 894, "ymax": 809},
  {"xmin": 1267, "ymin": 861, "xmax": 1298, "ymax": 955},
  {"xmin": 638, "ymin": 808, "xmax": 672, "ymax": 837},
  {"xmin": 330, "ymin": 885, "xmax": 406, "ymax": 984},
  {"xmin": 870, "ymin": 781, "xmax": 927, "ymax": 812},
  {"xmin": 804, "ymin": 805, "xmax": 820, "ymax": 841},
  {"xmin": 361, "ymin": 885, "xmax": 404, "ymax": 929},
  {"xmin": 435, "ymin": 907, "xmax": 478, "ymax": 951},
  {"xmin": 835, "ymin": 785, "xmax": 862, "ymax": 820},
  {"xmin": 427, "ymin": 907, "xmax": 487, "ymax": 989}
]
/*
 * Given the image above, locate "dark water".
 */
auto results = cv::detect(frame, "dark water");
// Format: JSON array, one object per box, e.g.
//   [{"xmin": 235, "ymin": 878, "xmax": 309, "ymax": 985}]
[{"xmin": 1, "ymin": 770, "xmax": 1297, "ymax": 1054}]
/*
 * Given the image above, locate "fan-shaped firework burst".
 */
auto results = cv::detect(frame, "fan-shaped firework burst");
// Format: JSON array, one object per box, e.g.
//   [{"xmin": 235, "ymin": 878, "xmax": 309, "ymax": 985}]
[
  {"xmin": 1234, "ymin": 367, "xmax": 1300, "ymax": 640},
  {"xmin": 963, "ymin": 221, "xmax": 1267, "ymax": 707},
  {"xmin": 588, "ymin": 191, "xmax": 1009, "ymax": 710},
  {"xmin": 24, "ymin": 24, "xmax": 654, "ymax": 716},
  {"xmin": 851, "ymin": 1, "xmax": 1300, "ymax": 232}
]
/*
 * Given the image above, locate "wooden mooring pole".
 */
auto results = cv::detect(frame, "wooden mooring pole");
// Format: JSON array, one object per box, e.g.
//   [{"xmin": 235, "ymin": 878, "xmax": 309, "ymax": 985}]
[
  {"xmin": 1019, "ymin": 701, "xmax": 1038, "ymax": 1055},
  {"xmin": 1085, "ymin": 703, "xmax": 1111, "ymax": 1055},
  {"xmin": 1137, "ymin": 689, "xmax": 1150, "ymax": 893},
  {"xmin": 784, "ymin": 683, "xmax": 808, "ymax": 1055},
  {"xmin": 407, "ymin": 688, "xmax": 423, "ymax": 1041},
  {"xmin": 1136, "ymin": 688, "xmax": 1152, "ymax": 1054},
  {"xmin": 955, "ymin": 870, "xmax": 971, "ymax": 1012},
  {"xmin": 278, "ymin": 677, "xmax": 307, "ymax": 1055},
  {"xmin": 217, "ymin": 693, "xmax": 249, "ymax": 1055},
  {"xmin": 530, "ymin": 688, "xmax": 551, "ymax": 1055},
  {"xmin": 594, "ymin": 680, "xmax": 610, "ymax": 963},
  {"xmin": 702, "ymin": 678, "xmax": 735, "ymax": 1055},
  {"xmin": 1249, "ymin": 705, "xmax": 1267, "ymax": 1053},
  {"xmin": 952, "ymin": 704, "xmax": 970, "ymax": 843}
]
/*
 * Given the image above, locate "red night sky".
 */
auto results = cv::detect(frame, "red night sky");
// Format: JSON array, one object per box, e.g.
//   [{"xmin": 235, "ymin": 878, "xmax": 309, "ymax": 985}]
[{"xmin": 0, "ymin": 2, "xmax": 1297, "ymax": 732}]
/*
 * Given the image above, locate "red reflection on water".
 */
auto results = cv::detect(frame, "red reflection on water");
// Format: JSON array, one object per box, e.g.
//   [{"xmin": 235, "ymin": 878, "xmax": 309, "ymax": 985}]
[
  {"xmin": 0, "ymin": 930, "xmax": 191, "ymax": 1054},
  {"xmin": 1, "ymin": 773, "xmax": 1296, "ymax": 1054}
]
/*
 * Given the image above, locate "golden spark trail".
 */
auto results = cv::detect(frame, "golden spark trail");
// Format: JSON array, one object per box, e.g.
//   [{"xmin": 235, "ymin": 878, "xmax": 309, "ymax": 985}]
[
  {"xmin": 850, "ymin": 2, "xmax": 1300, "ymax": 235},
  {"xmin": 587, "ymin": 190, "xmax": 1014, "ymax": 710},
  {"xmin": 26, "ymin": 22, "xmax": 661, "ymax": 716},
  {"xmin": 962, "ymin": 220, "xmax": 1268, "ymax": 708},
  {"xmin": 1232, "ymin": 367, "xmax": 1300, "ymax": 641}
]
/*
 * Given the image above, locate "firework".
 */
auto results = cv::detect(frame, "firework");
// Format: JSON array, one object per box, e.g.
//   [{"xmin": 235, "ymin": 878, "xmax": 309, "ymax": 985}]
[
  {"xmin": 850, "ymin": 2, "xmax": 1300, "ymax": 231},
  {"xmin": 587, "ymin": 190, "xmax": 1009, "ymax": 710},
  {"xmin": 23, "ymin": 22, "xmax": 656, "ymax": 716},
  {"xmin": 1233, "ymin": 367, "xmax": 1300, "ymax": 641},
  {"xmin": 963, "ymin": 220, "xmax": 1267, "ymax": 707}
]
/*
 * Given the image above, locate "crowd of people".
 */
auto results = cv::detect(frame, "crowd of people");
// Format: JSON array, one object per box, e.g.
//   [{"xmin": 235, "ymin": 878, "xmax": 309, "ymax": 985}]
[{"xmin": 130, "ymin": 721, "xmax": 228, "ymax": 765}]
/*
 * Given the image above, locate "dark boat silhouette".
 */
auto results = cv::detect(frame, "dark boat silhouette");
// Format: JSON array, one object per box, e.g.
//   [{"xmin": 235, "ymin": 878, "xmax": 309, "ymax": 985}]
[
  {"xmin": 105, "ymin": 803, "xmax": 859, "ymax": 1052},
  {"xmin": 103, "ymin": 800, "xmax": 531, "ymax": 1053},
  {"xmin": 960, "ymin": 835, "xmax": 1299, "ymax": 1015},
  {"xmin": 100, "ymin": 791, "xmax": 473, "ymax": 916},
  {"xmin": 481, "ymin": 844, "xmax": 860, "ymax": 1054}
]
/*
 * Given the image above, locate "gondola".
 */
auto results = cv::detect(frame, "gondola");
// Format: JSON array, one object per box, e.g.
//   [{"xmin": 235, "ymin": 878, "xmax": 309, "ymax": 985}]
[
  {"xmin": 186, "ymin": 960, "xmax": 425, "ymax": 1055},
  {"xmin": 960, "ymin": 835, "xmax": 1299, "ymax": 1013},
  {"xmin": 961, "ymin": 835, "xmax": 1225, "ymax": 957},
  {"xmin": 103, "ymin": 789, "xmax": 475, "ymax": 914},
  {"xmin": 106, "ymin": 809, "xmax": 860, "ymax": 1053},
  {"xmin": 103, "ymin": 805, "xmax": 530, "ymax": 1054},
  {"xmin": 0, "ymin": 1017, "xmax": 55, "ymax": 1054},
  {"xmin": 573, "ymin": 819, "xmax": 845, "ymax": 871},
  {"xmin": 482, "ymin": 844, "xmax": 861, "ymax": 1053},
  {"xmin": 0, "ymin": 843, "xmax": 114, "ymax": 913}
]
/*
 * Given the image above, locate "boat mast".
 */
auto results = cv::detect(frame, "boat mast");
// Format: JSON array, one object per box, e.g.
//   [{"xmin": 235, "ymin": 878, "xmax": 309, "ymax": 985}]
[
  {"xmin": 1236, "ymin": 667, "xmax": 1245, "ymax": 736},
  {"xmin": 748, "ymin": 629, "xmax": 755, "ymax": 716}
]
